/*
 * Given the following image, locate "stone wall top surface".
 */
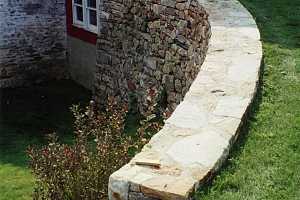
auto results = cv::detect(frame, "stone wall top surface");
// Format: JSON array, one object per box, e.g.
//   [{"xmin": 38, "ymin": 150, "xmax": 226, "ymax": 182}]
[{"xmin": 109, "ymin": 0, "xmax": 262, "ymax": 199}]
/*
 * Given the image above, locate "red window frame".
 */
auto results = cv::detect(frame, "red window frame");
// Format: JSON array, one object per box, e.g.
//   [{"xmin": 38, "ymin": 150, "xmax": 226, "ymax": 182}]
[{"xmin": 66, "ymin": 0, "xmax": 97, "ymax": 45}]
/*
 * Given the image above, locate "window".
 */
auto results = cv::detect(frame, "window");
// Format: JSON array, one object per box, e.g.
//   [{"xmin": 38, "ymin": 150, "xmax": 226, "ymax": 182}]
[{"xmin": 72, "ymin": 0, "xmax": 98, "ymax": 33}]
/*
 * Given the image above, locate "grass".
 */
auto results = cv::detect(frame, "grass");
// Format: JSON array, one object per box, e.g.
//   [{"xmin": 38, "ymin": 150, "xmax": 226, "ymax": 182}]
[
  {"xmin": 1, "ymin": 1, "xmax": 299, "ymax": 199},
  {"xmin": 0, "ymin": 80, "xmax": 91, "ymax": 200},
  {"xmin": 196, "ymin": 0, "xmax": 300, "ymax": 200},
  {"xmin": 0, "ymin": 80, "xmax": 141, "ymax": 200}
]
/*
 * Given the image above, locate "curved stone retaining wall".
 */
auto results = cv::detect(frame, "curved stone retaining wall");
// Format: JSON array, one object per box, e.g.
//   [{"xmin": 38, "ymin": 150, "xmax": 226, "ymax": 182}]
[
  {"xmin": 108, "ymin": 0, "xmax": 263, "ymax": 199},
  {"xmin": 94, "ymin": 0, "xmax": 211, "ymax": 112}
]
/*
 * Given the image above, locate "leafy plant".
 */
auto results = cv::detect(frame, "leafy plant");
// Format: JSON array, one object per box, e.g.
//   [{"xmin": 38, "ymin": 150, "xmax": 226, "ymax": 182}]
[{"xmin": 27, "ymin": 92, "xmax": 163, "ymax": 200}]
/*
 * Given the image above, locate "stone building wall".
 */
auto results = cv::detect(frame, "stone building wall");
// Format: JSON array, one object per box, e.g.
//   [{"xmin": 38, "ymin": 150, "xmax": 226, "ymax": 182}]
[
  {"xmin": 94, "ymin": 0, "xmax": 211, "ymax": 113},
  {"xmin": 0, "ymin": 0, "xmax": 67, "ymax": 88}
]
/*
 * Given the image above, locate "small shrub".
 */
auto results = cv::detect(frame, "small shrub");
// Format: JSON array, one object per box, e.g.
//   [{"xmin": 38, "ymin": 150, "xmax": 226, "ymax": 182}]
[{"xmin": 27, "ymin": 93, "xmax": 163, "ymax": 200}]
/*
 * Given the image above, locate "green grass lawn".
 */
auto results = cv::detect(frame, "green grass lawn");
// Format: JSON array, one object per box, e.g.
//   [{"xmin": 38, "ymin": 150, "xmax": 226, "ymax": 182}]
[
  {"xmin": 196, "ymin": 0, "xmax": 300, "ymax": 199},
  {"xmin": 0, "ymin": 80, "xmax": 141, "ymax": 200},
  {"xmin": 0, "ymin": 80, "xmax": 92, "ymax": 200},
  {"xmin": 1, "ymin": 1, "xmax": 299, "ymax": 199}
]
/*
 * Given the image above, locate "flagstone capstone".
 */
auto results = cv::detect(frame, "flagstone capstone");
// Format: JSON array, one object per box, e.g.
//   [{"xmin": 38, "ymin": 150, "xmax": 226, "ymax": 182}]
[{"xmin": 108, "ymin": 0, "xmax": 262, "ymax": 199}]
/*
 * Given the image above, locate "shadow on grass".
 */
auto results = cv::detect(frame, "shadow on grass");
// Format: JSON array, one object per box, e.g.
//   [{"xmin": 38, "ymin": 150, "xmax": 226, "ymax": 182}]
[
  {"xmin": 0, "ymin": 80, "xmax": 91, "ymax": 167},
  {"xmin": 0, "ymin": 80, "xmax": 141, "ymax": 168}
]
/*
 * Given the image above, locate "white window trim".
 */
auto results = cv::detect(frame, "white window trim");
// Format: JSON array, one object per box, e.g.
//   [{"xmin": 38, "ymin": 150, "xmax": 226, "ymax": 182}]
[{"xmin": 72, "ymin": 0, "xmax": 99, "ymax": 34}]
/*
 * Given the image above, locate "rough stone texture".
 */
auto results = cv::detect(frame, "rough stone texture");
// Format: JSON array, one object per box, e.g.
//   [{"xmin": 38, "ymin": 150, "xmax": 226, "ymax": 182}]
[
  {"xmin": 108, "ymin": 0, "xmax": 263, "ymax": 199},
  {"xmin": 94, "ymin": 0, "xmax": 211, "ymax": 113},
  {"xmin": 0, "ymin": 0, "xmax": 67, "ymax": 88}
]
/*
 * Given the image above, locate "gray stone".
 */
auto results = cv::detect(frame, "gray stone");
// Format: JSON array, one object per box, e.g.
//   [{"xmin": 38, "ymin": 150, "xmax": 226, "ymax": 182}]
[
  {"xmin": 144, "ymin": 57, "xmax": 157, "ymax": 70},
  {"xmin": 0, "ymin": 0, "xmax": 67, "ymax": 88},
  {"xmin": 166, "ymin": 131, "xmax": 228, "ymax": 167}
]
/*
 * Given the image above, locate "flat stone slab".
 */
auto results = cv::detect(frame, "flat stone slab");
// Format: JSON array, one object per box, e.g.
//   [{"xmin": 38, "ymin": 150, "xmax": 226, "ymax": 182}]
[
  {"xmin": 108, "ymin": 0, "xmax": 262, "ymax": 199},
  {"xmin": 166, "ymin": 130, "xmax": 229, "ymax": 167}
]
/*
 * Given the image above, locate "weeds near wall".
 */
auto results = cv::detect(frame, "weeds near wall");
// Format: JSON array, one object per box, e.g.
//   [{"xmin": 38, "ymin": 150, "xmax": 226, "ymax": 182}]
[{"xmin": 27, "ymin": 90, "xmax": 163, "ymax": 200}]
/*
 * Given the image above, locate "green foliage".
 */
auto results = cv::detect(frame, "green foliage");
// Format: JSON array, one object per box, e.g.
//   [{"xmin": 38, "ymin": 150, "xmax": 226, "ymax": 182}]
[
  {"xmin": 27, "ymin": 98, "xmax": 127, "ymax": 200},
  {"xmin": 0, "ymin": 80, "xmax": 91, "ymax": 200},
  {"xmin": 27, "ymin": 94, "xmax": 163, "ymax": 200}
]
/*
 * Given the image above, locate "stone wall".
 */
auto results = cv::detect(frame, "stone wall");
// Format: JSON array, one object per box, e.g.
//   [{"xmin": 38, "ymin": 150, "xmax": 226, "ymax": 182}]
[
  {"xmin": 0, "ymin": 0, "xmax": 67, "ymax": 88},
  {"xmin": 94, "ymin": 0, "xmax": 211, "ymax": 112},
  {"xmin": 108, "ymin": 0, "xmax": 263, "ymax": 199}
]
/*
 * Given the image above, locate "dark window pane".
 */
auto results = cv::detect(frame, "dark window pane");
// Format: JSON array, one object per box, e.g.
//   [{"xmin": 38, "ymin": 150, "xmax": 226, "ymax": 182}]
[
  {"xmin": 74, "ymin": 0, "xmax": 82, "ymax": 5},
  {"xmin": 87, "ymin": 0, "xmax": 96, "ymax": 8},
  {"xmin": 89, "ymin": 10, "xmax": 97, "ymax": 26},
  {"xmin": 76, "ymin": 6, "xmax": 83, "ymax": 21}
]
